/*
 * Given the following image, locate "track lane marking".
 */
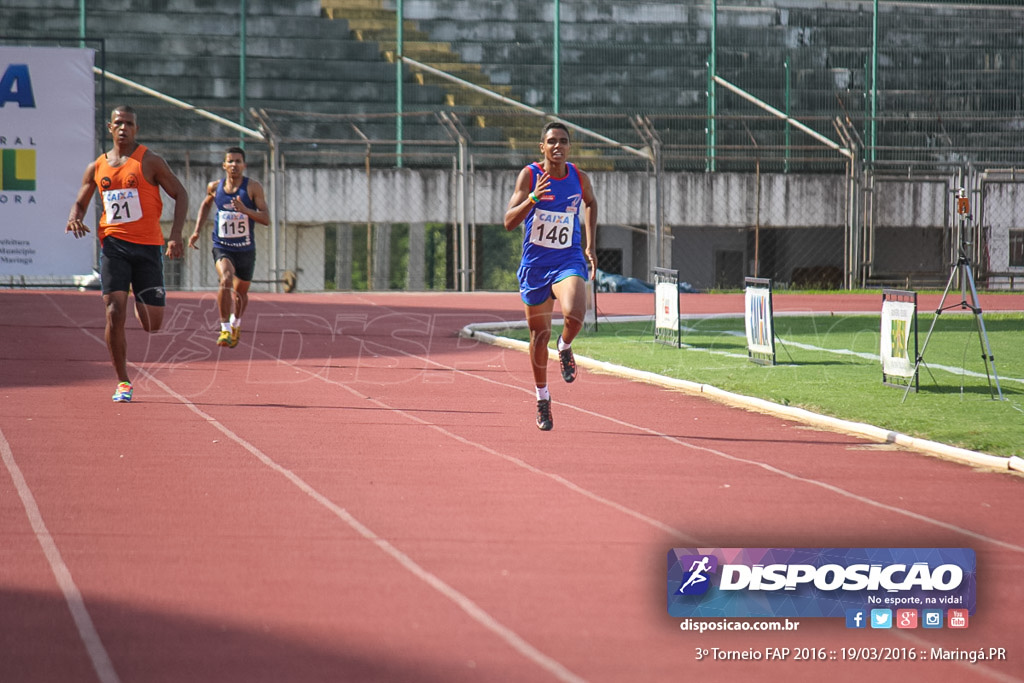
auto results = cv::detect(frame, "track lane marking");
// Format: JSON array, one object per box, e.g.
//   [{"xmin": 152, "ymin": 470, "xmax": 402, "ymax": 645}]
[{"xmin": 0, "ymin": 429, "xmax": 121, "ymax": 683}]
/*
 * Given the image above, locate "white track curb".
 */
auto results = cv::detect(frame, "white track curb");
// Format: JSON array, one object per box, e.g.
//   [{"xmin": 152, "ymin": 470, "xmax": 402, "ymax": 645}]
[{"xmin": 460, "ymin": 319, "xmax": 1023, "ymax": 476}]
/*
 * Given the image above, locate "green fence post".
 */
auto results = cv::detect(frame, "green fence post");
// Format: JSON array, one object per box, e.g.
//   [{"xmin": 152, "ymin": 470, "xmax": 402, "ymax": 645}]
[
  {"xmin": 396, "ymin": 0, "xmax": 404, "ymax": 168},
  {"xmin": 706, "ymin": 0, "xmax": 717, "ymax": 172},
  {"xmin": 870, "ymin": 0, "xmax": 878, "ymax": 165},
  {"xmin": 553, "ymin": 0, "xmax": 560, "ymax": 115},
  {"xmin": 784, "ymin": 56, "xmax": 791, "ymax": 173},
  {"xmin": 239, "ymin": 0, "xmax": 247, "ymax": 148}
]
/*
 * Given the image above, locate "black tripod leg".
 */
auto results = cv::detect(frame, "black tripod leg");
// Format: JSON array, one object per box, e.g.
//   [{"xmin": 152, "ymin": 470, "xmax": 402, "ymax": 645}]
[
  {"xmin": 963, "ymin": 264, "xmax": 1004, "ymax": 400},
  {"xmin": 902, "ymin": 267, "xmax": 957, "ymax": 403}
]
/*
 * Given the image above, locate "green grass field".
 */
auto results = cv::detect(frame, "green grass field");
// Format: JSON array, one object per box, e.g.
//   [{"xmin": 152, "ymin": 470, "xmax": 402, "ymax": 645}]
[{"xmin": 501, "ymin": 312, "xmax": 1024, "ymax": 458}]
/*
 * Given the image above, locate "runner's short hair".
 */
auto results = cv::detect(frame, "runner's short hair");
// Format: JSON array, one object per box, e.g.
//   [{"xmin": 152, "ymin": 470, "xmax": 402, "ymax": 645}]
[
  {"xmin": 110, "ymin": 104, "xmax": 136, "ymax": 120},
  {"xmin": 541, "ymin": 121, "xmax": 570, "ymax": 141}
]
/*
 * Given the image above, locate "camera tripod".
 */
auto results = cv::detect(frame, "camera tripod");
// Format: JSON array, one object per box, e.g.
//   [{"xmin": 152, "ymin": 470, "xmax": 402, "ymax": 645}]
[{"xmin": 903, "ymin": 189, "xmax": 1004, "ymax": 402}]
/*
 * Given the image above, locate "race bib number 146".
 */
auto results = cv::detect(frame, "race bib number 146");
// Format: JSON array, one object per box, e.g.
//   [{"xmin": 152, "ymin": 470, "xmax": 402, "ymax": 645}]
[{"xmin": 529, "ymin": 209, "xmax": 574, "ymax": 250}]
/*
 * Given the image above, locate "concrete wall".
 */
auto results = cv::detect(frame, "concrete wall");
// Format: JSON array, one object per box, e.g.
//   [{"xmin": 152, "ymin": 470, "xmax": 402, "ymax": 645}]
[{"xmin": 267, "ymin": 167, "xmax": 854, "ymax": 228}]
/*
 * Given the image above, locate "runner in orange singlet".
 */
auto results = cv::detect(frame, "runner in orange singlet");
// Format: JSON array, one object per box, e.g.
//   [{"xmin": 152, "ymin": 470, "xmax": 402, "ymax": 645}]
[{"xmin": 66, "ymin": 105, "xmax": 189, "ymax": 402}]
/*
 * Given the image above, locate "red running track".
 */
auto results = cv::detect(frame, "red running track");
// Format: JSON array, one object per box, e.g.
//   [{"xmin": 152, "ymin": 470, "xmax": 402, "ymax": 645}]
[{"xmin": 1, "ymin": 289, "xmax": 1022, "ymax": 683}]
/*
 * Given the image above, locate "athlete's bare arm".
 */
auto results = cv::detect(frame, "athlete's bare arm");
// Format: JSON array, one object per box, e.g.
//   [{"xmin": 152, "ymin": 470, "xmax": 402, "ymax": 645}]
[
  {"xmin": 578, "ymin": 169, "xmax": 599, "ymax": 279},
  {"xmin": 142, "ymin": 150, "xmax": 189, "ymax": 258},
  {"xmin": 66, "ymin": 162, "xmax": 98, "ymax": 238},
  {"xmin": 504, "ymin": 166, "xmax": 551, "ymax": 231},
  {"xmin": 189, "ymin": 181, "xmax": 220, "ymax": 249},
  {"xmin": 236, "ymin": 178, "xmax": 269, "ymax": 226}
]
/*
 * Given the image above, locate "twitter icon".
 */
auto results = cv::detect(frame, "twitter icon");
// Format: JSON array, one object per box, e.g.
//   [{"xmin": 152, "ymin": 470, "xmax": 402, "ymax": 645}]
[{"xmin": 870, "ymin": 609, "xmax": 893, "ymax": 629}]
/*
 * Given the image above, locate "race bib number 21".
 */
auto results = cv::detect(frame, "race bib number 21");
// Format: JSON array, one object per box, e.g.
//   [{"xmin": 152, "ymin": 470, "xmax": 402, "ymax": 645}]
[
  {"xmin": 102, "ymin": 189, "xmax": 142, "ymax": 225},
  {"xmin": 529, "ymin": 209, "xmax": 574, "ymax": 249}
]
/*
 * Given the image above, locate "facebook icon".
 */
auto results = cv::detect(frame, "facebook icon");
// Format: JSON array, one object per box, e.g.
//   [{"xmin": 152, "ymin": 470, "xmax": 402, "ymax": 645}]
[{"xmin": 845, "ymin": 609, "xmax": 867, "ymax": 629}]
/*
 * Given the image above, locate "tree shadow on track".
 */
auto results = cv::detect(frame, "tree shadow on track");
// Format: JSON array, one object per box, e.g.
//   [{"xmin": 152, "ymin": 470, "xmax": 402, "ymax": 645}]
[
  {"xmin": 1, "ymin": 291, "xmax": 531, "ymax": 391},
  {"xmin": 0, "ymin": 587, "xmax": 464, "ymax": 683}
]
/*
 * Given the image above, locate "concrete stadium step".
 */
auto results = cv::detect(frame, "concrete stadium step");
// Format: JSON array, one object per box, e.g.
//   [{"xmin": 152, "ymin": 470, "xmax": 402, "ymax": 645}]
[
  {"xmin": 351, "ymin": 26, "xmax": 431, "ymax": 42},
  {"xmin": 100, "ymin": 74, "xmax": 444, "ymax": 105},
  {"xmin": 410, "ymin": 19, "xmax": 707, "ymax": 45},
  {"xmin": 320, "ymin": 0, "xmax": 542, "ymax": 120},
  {"xmin": 3, "ymin": 11, "xmax": 353, "ymax": 38},
  {"xmin": 100, "ymin": 34, "xmax": 382, "ymax": 60},
  {"xmin": 117, "ymin": 109, "xmax": 463, "ymax": 141},
  {"xmin": 111, "ymin": 56, "xmax": 401, "ymax": 83},
  {"xmin": 2, "ymin": 0, "xmax": 322, "ymax": 14}
]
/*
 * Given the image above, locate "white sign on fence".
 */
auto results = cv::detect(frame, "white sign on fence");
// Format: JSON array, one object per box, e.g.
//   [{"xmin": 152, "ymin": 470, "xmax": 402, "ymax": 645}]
[{"xmin": 881, "ymin": 299, "xmax": 916, "ymax": 378}]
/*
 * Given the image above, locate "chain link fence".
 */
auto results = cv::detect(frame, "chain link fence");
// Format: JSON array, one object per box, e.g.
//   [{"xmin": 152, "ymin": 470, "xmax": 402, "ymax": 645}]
[
  {"xmin": 5, "ymin": 0, "xmax": 1023, "ymax": 292},
  {"xmin": 979, "ymin": 173, "xmax": 1024, "ymax": 291},
  {"xmin": 139, "ymin": 106, "xmax": 1022, "ymax": 296},
  {"xmin": 4, "ymin": 95, "xmax": 1021, "ymax": 293}
]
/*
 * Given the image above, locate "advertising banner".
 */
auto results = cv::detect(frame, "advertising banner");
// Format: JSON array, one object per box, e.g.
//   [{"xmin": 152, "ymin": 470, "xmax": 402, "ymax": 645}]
[
  {"xmin": 881, "ymin": 299, "xmax": 916, "ymax": 378},
  {"xmin": 655, "ymin": 280, "xmax": 678, "ymax": 331},
  {"xmin": 1, "ymin": 47, "xmax": 95, "ymax": 278},
  {"xmin": 744, "ymin": 280, "xmax": 775, "ymax": 362}
]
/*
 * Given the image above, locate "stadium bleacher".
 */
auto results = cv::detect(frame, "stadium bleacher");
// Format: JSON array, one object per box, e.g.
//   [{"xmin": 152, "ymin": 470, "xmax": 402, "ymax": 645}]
[{"xmin": 2, "ymin": 0, "xmax": 1022, "ymax": 167}]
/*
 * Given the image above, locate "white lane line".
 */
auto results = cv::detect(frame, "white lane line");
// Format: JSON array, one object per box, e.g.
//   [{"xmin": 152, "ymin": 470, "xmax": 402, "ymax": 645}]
[
  {"xmin": 145, "ymin": 374, "xmax": 586, "ymax": 683},
  {"xmin": 343, "ymin": 327, "xmax": 1024, "ymax": 555},
  {"xmin": 677, "ymin": 319, "xmax": 1024, "ymax": 386},
  {"xmin": 52, "ymin": 302, "xmax": 587, "ymax": 683},
  {"xmin": 0, "ymin": 429, "xmax": 121, "ymax": 683},
  {"xmin": 43, "ymin": 294, "xmax": 1021, "ymax": 682},
  {"xmin": 249, "ymin": 307, "xmax": 1024, "ymax": 681},
  {"xmin": 236, "ymin": 299, "xmax": 1022, "ymax": 554}
]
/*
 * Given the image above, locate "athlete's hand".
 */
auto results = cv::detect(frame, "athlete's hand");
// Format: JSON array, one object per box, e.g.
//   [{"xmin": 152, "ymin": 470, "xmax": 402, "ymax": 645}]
[
  {"xmin": 66, "ymin": 218, "xmax": 90, "ymax": 239},
  {"xmin": 165, "ymin": 239, "xmax": 183, "ymax": 259},
  {"xmin": 188, "ymin": 231, "xmax": 200, "ymax": 249},
  {"xmin": 534, "ymin": 172, "xmax": 551, "ymax": 199},
  {"xmin": 585, "ymin": 249, "xmax": 597, "ymax": 280},
  {"xmin": 230, "ymin": 196, "xmax": 246, "ymax": 213}
]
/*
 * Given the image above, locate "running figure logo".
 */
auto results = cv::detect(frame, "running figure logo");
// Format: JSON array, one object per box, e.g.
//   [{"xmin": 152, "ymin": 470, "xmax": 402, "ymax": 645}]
[{"xmin": 677, "ymin": 555, "xmax": 718, "ymax": 595}]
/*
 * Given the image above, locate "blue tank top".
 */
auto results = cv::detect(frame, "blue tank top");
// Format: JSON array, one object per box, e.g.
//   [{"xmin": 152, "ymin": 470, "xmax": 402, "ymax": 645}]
[
  {"xmin": 211, "ymin": 177, "xmax": 256, "ymax": 251},
  {"xmin": 520, "ymin": 162, "xmax": 584, "ymax": 268}
]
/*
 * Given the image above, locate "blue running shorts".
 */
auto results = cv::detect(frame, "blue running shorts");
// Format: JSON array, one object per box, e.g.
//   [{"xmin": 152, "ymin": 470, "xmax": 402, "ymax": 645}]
[{"xmin": 517, "ymin": 260, "xmax": 588, "ymax": 307}]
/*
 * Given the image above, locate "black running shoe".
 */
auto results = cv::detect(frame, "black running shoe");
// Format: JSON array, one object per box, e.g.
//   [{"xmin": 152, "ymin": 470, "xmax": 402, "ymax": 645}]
[
  {"xmin": 536, "ymin": 399, "xmax": 553, "ymax": 431},
  {"xmin": 558, "ymin": 343, "xmax": 577, "ymax": 383}
]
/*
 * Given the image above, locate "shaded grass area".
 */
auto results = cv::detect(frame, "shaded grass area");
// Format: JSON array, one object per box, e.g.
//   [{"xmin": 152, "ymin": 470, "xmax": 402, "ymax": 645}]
[{"xmin": 501, "ymin": 313, "xmax": 1024, "ymax": 457}]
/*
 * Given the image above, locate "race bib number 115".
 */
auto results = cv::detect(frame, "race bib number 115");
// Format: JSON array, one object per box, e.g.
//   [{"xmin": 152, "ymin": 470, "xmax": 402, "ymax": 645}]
[{"xmin": 217, "ymin": 210, "xmax": 250, "ymax": 241}]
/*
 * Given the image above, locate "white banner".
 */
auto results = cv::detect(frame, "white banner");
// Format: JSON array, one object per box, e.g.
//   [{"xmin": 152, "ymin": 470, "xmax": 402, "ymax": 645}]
[
  {"xmin": 881, "ymin": 300, "xmax": 916, "ymax": 378},
  {"xmin": 655, "ymin": 281, "xmax": 678, "ymax": 331},
  {"xmin": 1, "ymin": 47, "xmax": 95, "ymax": 277},
  {"xmin": 744, "ymin": 285, "xmax": 774, "ymax": 355}
]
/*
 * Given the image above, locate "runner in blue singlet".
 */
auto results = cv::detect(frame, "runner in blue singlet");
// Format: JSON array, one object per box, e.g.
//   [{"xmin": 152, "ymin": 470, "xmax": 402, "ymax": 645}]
[
  {"xmin": 188, "ymin": 146, "xmax": 269, "ymax": 348},
  {"xmin": 504, "ymin": 122, "xmax": 598, "ymax": 431}
]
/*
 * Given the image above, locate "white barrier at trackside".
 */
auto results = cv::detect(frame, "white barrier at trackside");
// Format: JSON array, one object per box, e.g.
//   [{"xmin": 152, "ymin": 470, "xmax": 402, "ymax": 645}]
[{"xmin": 460, "ymin": 317, "xmax": 1022, "ymax": 476}]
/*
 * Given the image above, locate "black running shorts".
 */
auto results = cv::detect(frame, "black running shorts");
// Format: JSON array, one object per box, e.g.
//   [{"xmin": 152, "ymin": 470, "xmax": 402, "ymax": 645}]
[
  {"xmin": 100, "ymin": 235, "xmax": 167, "ymax": 306},
  {"xmin": 212, "ymin": 247, "xmax": 257, "ymax": 282}
]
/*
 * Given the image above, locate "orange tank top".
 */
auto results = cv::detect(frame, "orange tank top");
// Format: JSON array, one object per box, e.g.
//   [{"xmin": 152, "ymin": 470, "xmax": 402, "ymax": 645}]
[{"xmin": 93, "ymin": 144, "xmax": 165, "ymax": 245}]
